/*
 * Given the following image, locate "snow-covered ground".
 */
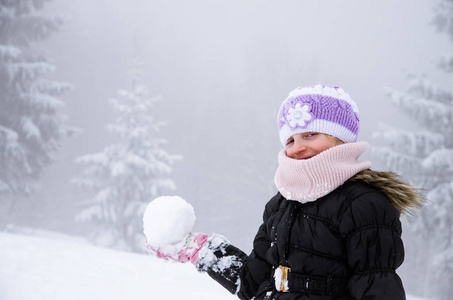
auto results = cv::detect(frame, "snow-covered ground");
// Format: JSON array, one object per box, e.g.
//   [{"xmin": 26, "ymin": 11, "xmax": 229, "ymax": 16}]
[
  {"xmin": 0, "ymin": 230, "xmax": 234, "ymax": 300},
  {"xmin": 0, "ymin": 230, "xmax": 430, "ymax": 300}
]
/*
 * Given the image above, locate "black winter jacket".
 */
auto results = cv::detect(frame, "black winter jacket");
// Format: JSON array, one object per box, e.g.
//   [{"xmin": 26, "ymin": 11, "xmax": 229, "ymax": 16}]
[{"xmin": 196, "ymin": 179, "xmax": 407, "ymax": 300}]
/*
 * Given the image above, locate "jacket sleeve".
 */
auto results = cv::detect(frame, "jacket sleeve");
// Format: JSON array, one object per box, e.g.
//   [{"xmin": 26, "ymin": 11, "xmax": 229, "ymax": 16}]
[
  {"xmin": 339, "ymin": 190, "xmax": 406, "ymax": 299},
  {"xmin": 196, "ymin": 194, "xmax": 281, "ymax": 300}
]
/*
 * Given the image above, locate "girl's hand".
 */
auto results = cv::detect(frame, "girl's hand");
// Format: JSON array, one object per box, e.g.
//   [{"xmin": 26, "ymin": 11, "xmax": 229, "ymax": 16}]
[{"xmin": 146, "ymin": 232, "xmax": 209, "ymax": 265}]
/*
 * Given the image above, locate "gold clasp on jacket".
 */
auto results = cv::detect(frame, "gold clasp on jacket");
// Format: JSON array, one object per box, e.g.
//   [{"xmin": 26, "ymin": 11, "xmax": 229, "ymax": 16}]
[{"xmin": 277, "ymin": 265, "xmax": 291, "ymax": 292}]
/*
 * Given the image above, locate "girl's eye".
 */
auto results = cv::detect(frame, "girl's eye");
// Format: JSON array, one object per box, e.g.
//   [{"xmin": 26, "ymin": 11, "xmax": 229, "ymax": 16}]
[
  {"xmin": 286, "ymin": 139, "xmax": 294, "ymax": 146},
  {"xmin": 305, "ymin": 132, "xmax": 318, "ymax": 138}
]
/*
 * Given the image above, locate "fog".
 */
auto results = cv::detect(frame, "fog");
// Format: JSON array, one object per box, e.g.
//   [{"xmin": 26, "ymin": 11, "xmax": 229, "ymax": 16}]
[{"xmin": 7, "ymin": 0, "xmax": 449, "ymax": 296}]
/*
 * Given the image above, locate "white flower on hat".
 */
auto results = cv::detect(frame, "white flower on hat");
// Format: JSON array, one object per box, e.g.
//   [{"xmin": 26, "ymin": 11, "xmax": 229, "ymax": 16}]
[{"xmin": 286, "ymin": 103, "xmax": 312, "ymax": 128}]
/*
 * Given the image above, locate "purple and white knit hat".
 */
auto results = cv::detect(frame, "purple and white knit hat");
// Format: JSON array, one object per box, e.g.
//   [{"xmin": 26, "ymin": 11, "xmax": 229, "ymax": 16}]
[{"xmin": 277, "ymin": 84, "xmax": 360, "ymax": 146}]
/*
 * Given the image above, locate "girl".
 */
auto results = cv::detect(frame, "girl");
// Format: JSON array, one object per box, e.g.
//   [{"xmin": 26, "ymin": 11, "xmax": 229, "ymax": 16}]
[{"xmin": 148, "ymin": 84, "xmax": 423, "ymax": 299}]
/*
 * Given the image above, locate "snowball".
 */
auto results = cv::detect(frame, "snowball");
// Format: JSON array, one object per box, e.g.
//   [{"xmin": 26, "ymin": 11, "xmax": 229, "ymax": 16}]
[{"xmin": 143, "ymin": 196, "xmax": 195, "ymax": 247}]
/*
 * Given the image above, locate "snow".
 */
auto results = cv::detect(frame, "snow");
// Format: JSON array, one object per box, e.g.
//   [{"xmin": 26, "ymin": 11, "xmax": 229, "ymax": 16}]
[
  {"xmin": 0, "ymin": 230, "xmax": 430, "ymax": 300},
  {"xmin": 0, "ymin": 230, "xmax": 234, "ymax": 300},
  {"xmin": 196, "ymin": 233, "xmax": 243, "ymax": 278},
  {"xmin": 143, "ymin": 196, "xmax": 195, "ymax": 247},
  {"xmin": 21, "ymin": 116, "xmax": 41, "ymax": 139}
]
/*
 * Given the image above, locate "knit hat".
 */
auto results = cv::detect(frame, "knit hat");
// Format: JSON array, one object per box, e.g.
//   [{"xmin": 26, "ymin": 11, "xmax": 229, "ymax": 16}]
[{"xmin": 277, "ymin": 84, "xmax": 360, "ymax": 146}]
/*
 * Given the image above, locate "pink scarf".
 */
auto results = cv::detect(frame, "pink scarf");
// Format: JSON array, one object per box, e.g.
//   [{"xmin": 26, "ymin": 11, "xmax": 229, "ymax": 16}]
[{"xmin": 274, "ymin": 142, "xmax": 372, "ymax": 203}]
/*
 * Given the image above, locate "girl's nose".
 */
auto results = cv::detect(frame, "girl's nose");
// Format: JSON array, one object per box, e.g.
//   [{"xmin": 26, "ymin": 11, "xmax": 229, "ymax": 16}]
[{"xmin": 293, "ymin": 140, "xmax": 307, "ymax": 153}]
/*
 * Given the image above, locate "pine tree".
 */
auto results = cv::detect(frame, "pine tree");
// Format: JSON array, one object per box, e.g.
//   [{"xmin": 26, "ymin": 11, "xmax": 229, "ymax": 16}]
[
  {"xmin": 74, "ymin": 60, "xmax": 181, "ymax": 252},
  {"xmin": 371, "ymin": 0, "xmax": 453, "ymax": 298},
  {"xmin": 0, "ymin": 0, "xmax": 72, "ymax": 219}
]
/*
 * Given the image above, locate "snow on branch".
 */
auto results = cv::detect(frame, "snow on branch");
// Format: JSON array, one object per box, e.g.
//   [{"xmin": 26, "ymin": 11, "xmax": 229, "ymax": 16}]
[
  {"xmin": 369, "ymin": 146, "xmax": 424, "ymax": 175},
  {"xmin": 0, "ymin": 125, "xmax": 19, "ymax": 143},
  {"xmin": 75, "ymin": 204, "xmax": 103, "ymax": 223},
  {"xmin": 31, "ymin": 78, "xmax": 73, "ymax": 97},
  {"xmin": 386, "ymin": 86, "xmax": 452, "ymax": 134},
  {"xmin": 426, "ymin": 182, "xmax": 453, "ymax": 233},
  {"xmin": 0, "ymin": 125, "xmax": 25, "ymax": 159},
  {"xmin": 406, "ymin": 75, "xmax": 453, "ymax": 105},
  {"xmin": 20, "ymin": 116, "xmax": 41, "ymax": 139},
  {"xmin": 21, "ymin": 92, "xmax": 65, "ymax": 110},
  {"xmin": 422, "ymin": 148, "xmax": 453, "ymax": 174},
  {"xmin": 0, "ymin": 45, "xmax": 21, "ymax": 59},
  {"xmin": 373, "ymin": 123, "xmax": 445, "ymax": 157},
  {"xmin": 11, "ymin": 61, "xmax": 55, "ymax": 80}
]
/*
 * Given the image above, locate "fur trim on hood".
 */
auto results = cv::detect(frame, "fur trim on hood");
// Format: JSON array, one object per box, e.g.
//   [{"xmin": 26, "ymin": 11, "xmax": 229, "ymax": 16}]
[{"xmin": 348, "ymin": 169, "xmax": 425, "ymax": 215}]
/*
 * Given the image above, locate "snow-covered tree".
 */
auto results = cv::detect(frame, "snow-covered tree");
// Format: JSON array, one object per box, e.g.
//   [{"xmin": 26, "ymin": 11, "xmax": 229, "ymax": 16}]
[
  {"xmin": 74, "ymin": 60, "xmax": 181, "ymax": 252},
  {"xmin": 0, "ymin": 0, "xmax": 72, "ymax": 219},
  {"xmin": 371, "ymin": 1, "xmax": 453, "ymax": 298}
]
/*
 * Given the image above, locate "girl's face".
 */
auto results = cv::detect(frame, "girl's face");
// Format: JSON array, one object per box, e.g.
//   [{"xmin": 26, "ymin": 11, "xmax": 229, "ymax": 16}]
[{"xmin": 285, "ymin": 132, "xmax": 343, "ymax": 160}]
